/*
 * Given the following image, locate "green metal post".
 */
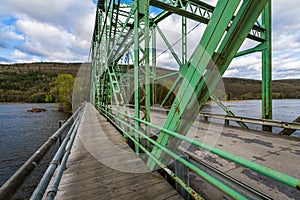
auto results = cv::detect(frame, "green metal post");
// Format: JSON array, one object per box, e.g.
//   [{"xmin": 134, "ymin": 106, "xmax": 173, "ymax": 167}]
[
  {"xmin": 152, "ymin": 27, "xmax": 157, "ymax": 106},
  {"xmin": 134, "ymin": 1, "xmax": 140, "ymax": 154},
  {"xmin": 262, "ymin": 1, "xmax": 272, "ymax": 132},
  {"xmin": 144, "ymin": 0, "xmax": 151, "ymax": 150}
]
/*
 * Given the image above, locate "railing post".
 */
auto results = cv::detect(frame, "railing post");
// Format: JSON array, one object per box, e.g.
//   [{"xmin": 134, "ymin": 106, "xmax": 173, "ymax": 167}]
[
  {"xmin": 175, "ymin": 154, "xmax": 190, "ymax": 200},
  {"xmin": 225, "ymin": 119, "xmax": 229, "ymax": 126}
]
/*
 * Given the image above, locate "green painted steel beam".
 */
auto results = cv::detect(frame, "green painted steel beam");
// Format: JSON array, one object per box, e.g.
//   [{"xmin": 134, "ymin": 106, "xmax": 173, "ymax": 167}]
[
  {"xmin": 151, "ymin": 27, "xmax": 157, "ymax": 105},
  {"xmin": 235, "ymin": 43, "xmax": 266, "ymax": 58},
  {"xmin": 148, "ymin": 0, "xmax": 242, "ymax": 169},
  {"xmin": 177, "ymin": 0, "xmax": 270, "ymax": 138},
  {"xmin": 144, "ymin": 0, "xmax": 151, "ymax": 150},
  {"xmin": 262, "ymin": 1, "xmax": 273, "ymax": 132},
  {"xmin": 107, "ymin": 4, "xmax": 136, "ymax": 62},
  {"xmin": 148, "ymin": 0, "xmax": 269, "ymax": 170},
  {"xmin": 90, "ymin": 1, "xmax": 280, "ymax": 196},
  {"xmin": 101, "ymin": 103, "xmax": 300, "ymax": 192},
  {"xmin": 100, "ymin": 107, "xmax": 248, "ymax": 199},
  {"xmin": 151, "ymin": 10, "xmax": 172, "ymax": 25},
  {"xmin": 154, "ymin": 71, "xmax": 179, "ymax": 81},
  {"xmin": 210, "ymin": 94, "xmax": 248, "ymax": 129},
  {"xmin": 156, "ymin": 25, "xmax": 182, "ymax": 65},
  {"xmin": 133, "ymin": 0, "xmax": 140, "ymax": 154},
  {"xmin": 150, "ymin": 0, "xmax": 265, "ymax": 42},
  {"xmin": 150, "ymin": 0, "xmax": 209, "ymax": 24}
]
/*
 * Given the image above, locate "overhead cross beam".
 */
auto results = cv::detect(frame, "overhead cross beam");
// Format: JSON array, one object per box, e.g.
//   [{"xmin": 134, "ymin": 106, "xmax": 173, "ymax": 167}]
[{"xmin": 150, "ymin": 0, "xmax": 265, "ymax": 42}]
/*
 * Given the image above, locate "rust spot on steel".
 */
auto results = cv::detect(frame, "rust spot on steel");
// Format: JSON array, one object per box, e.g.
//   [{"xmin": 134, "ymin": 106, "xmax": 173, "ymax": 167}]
[
  {"xmin": 164, "ymin": 167, "xmax": 203, "ymax": 200},
  {"xmin": 296, "ymin": 183, "xmax": 300, "ymax": 191},
  {"xmin": 174, "ymin": 105, "xmax": 180, "ymax": 115}
]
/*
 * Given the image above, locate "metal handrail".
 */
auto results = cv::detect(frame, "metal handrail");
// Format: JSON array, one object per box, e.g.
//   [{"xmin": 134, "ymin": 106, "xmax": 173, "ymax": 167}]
[
  {"xmin": 98, "ymin": 106, "xmax": 300, "ymax": 198},
  {"xmin": 99, "ymin": 107, "xmax": 247, "ymax": 199},
  {"xmin": 0, "ymin": 103, "xmax": 85, "ymax": 200},
  {"xmin": 30, "ymin": 103, "xmax": 85, "ymax": 200},
  {"xmin": 133, "ymin": 106, "xmax": 300, "ymax": 133},
  {"xmin": 200, "ymin": 112, "xmax": 300, "ymax": 130}
]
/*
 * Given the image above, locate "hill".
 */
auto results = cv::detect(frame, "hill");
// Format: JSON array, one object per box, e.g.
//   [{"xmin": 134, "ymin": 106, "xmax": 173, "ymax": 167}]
[
  {"xmin": 222, "ymin": 78, "xmax": 300, "ymax": 100},
  {"xmin": 0, "ymin": 63, "xmax": 299, "ymax": 103},
  {"xmin": 0, "ymin": 63, "xmax": 83, "ymax": 102},
  {"xmin": 154, "ymin": 68, "xmax": 300, "ymax": 101}
]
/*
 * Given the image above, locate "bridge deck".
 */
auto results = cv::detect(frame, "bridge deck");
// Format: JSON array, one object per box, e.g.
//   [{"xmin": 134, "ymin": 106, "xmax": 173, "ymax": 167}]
[{"xmin": 49, "ymin": 103, "xmax": 182, "ymax": 200}]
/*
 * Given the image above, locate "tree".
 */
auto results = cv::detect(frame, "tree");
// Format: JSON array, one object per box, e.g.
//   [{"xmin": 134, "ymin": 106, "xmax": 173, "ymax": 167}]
[
  {"xmin": 44, "ymin": 93, "xmax": 54, "ymax": 103},
  {"xmin": 50, "ymin": 74, "xmax": 75, "ymax": 112}
]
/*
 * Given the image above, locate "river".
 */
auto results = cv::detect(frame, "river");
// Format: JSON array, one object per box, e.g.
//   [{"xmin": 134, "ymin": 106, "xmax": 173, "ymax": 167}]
[
  {"xmin": 0, "ymin": 103, "xmax": 69, "ymax": 199},
  {"xmin": 0, "ymin": 100, "xmax": 299, "ymax": 199}
]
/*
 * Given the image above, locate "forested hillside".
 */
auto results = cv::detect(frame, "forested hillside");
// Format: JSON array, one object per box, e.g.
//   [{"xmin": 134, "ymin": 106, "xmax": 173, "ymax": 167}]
[
  {"xmin": 222, "ymin": 78, "xmax": 300, "ymax": 100},
  {"xmin": 0, "ymin": 63, "xmax": 82, "ymax": 102},
  {"xmin": 0, "ymin": 63, "xmax": 299, "ymax": 103}
]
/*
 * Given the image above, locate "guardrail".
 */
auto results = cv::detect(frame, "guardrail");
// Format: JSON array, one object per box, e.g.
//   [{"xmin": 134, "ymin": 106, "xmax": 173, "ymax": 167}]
[
  {"xmin": 30, "ymin": 103, "xmax": 85, "ymax": 200},
  {"xmin": 139, "ymin": 105, "xmax": 300, "ymax": 136},
  {"xmin": 200, "ymin": 113, "xmax": 300, "ymax": 135},
  {"xmin": 0, "ymin": 103, "xmax": 85, "ymax": 200},
  {"xmin": 97, "ymin": 105, "xmax": 300, "ymax": 200}
]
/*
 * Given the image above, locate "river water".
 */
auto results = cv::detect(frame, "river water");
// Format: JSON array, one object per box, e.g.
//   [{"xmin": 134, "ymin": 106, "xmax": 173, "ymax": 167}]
[
  {"xmin": 0, "ymin": 103, "xmax": 69, "ymax": 199},
  {"xmin": 0, "ymin": 100, "xmax": 299, "ymax": 199}
]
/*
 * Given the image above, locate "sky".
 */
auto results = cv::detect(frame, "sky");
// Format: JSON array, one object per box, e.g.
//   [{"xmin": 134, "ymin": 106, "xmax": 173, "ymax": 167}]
[{"xmin": 0, "ymin": 0, "xmax": 299, "ymax": 80}]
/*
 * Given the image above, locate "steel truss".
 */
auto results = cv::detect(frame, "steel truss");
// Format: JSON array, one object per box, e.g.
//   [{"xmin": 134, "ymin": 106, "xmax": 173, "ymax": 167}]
[
  {"xmin": 89, "ymin": 0, "xmax": 291, "ymax": 195},
  {"xmin": 91, "ymin": 0, "xmax": 271, "ymax": 162}
]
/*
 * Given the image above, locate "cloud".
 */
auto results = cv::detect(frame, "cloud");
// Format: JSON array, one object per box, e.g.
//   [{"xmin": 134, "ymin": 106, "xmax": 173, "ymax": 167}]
[
  {"xmin": 153, "ymin": 1, "xmax": 300, "ymax": 80},
  {"xmin": 0, "ymin": 23, "xmax": 24, "ymax": 48},
  {"xmin": 0, "ymin": 0, "xmax": 299, "ymax": 80},
  {"xmin": 0, "ymin": 0, "xmax": 96, "ymax": 63},
  {"xmin": 0, "ymin": 56, "xmax": 12, "ymax": 63},
  {"xmin": 14, "ymin": 18, "xmax": 90, "ymax": 61}
]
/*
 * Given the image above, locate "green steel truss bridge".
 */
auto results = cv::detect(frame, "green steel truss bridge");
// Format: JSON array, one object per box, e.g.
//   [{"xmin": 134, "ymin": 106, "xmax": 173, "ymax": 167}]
[
  {"xmin": 91, "ymin": 0, "xmax": 272, "ymax": 170},
  {"xmin": 1, "ymin": 0, "xmax": 300, "ymax": 200},
  {"xmin": 87, "ymin": 0, "xmax": 299, "ymax": 198}
]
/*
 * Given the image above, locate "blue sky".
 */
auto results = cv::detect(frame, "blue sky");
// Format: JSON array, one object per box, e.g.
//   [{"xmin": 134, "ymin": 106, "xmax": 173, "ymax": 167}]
[{"xmin": 0, "ymin": 0, "xmax": 299, "ymax": 80}]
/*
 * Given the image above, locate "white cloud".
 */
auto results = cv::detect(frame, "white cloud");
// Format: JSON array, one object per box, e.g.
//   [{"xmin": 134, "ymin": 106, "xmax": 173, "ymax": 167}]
[
  {"xmin": 0, "ymin": 0, "xmax": 96, "ymax": 63},
  {"xmin": 156, "ymin": 52, "xmax": 178, "ymax": 70},
  {"xmin": 0, "ymin": 24, "xmax": 24, "ymax": 48},
  {"xmin": 14, "ymin": 18, "xmax": 89, "ymax": 61},
  {"xmin": 11, "ymin": 50, "xmax": 27, "ymax": 58},
  {"xmin": 0, "ymin": 0, "xmax": 299, "ymax": 80},
  {"xmin": 224, "ymin": 69, "xmax": 239, "ymax": 77}
]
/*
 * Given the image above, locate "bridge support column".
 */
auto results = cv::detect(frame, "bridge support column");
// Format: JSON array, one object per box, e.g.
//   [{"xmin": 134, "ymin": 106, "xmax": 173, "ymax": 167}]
[
  {"xmin": 144, "ymin": 0, "xmax": 151, "ymax": 150},
  {"xmin": 134, "ymin": 0, "xmax": 140, "ymax": 154},
  {"xmin": 152, "ymin": 27, "xmax": 156, "ymax": 106},
  {"xmin": 262, "ymin": 1, "xmax": 272, "ymax": 132}
]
